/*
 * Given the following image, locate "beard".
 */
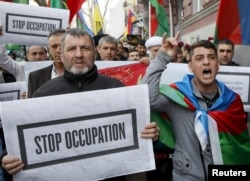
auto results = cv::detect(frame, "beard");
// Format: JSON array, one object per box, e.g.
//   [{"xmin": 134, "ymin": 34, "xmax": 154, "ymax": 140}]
[{"xmin": 70, "ymin": 66, "xmax": 90, "ymax": 75}]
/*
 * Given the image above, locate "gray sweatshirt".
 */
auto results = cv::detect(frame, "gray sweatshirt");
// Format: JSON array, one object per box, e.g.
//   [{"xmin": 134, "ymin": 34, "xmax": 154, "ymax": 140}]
[{"xmin": 141, "ymin": 51, "xmax": 214, "ymax": 181}]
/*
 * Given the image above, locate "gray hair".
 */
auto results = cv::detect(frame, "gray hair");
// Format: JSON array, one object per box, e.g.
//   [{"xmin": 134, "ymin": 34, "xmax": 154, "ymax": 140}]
[
  {"xmin": 98, "ymin": 35, "xmax": 118, "ymax": 49},
  {"xmin": 48, "ymin": 28, "xmax": 66, "ymax": 39},
  {"xmin": 61, "ymin": 28, "xmax": 95, "ymax": 50}
]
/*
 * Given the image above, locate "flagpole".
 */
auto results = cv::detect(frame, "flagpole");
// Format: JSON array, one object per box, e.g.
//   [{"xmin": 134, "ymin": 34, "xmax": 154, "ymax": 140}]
[
  {"xmin": 148, "ymin": 1, "xmax": 151, "ymax": 37},
  {"xmin": 168, "ymin": 0, "xmax": 173, "ymax": 37}
]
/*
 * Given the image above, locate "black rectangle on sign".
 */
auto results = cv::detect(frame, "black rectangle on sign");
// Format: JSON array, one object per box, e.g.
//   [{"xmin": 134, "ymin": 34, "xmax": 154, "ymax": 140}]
[{"xmin": 17, "ymin": 109, "xmax": 138, "ymax": 170}]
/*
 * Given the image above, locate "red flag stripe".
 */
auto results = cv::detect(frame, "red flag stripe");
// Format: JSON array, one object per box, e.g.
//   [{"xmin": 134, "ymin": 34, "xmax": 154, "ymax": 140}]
[
  {"xmin": 216, "ymin": 0, "xmax": 242, "ymax": 44},
  {"xmin": 98, "ymin": 63, "xmax": 147, "ymax": 86},
  {"xmin": 67, "ymin": 0, "xmax": 85, "ymax": 23}
]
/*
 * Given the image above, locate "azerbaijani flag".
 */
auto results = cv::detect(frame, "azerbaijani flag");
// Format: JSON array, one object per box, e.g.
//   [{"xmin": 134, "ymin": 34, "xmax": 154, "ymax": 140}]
[
  {"xmin": 149, "ymin": 0, "xmax": 169, "ymax": 37},
  {"xmin": 155, "ymin": 74, "xmax": 250, "ymax": 164},
  {"xmin": 214, "ymin": 0, "xmax": 250, "ymax": 45}
]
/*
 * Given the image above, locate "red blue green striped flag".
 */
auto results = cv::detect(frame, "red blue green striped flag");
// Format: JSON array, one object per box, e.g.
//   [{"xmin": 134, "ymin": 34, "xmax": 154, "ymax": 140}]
[
  {"xmin": 155, "ymin": 75, "xmax": 250, "ymax": 164},
  {"xmin": 214, "ymin": 0, "xmax": 250, "ymax": 45},
  {"xmin": 149, "ymin": 0, "xmax": 169, "ymax": 37}
]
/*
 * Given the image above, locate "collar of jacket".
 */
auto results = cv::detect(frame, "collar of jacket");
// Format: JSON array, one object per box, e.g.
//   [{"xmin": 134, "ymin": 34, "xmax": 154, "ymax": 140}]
[{"xmin": 63, "ymin": 64, "xmax": 98, "ymax": 87}]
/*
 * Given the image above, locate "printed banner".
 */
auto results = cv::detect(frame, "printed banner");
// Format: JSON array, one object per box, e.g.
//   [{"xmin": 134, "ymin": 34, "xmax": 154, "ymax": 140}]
[
  {"xmin": 0, "ymin": 2, "xmax": 69, "ymax": 45},
  {"xmin": 0, "ymin": 84, "xmax": 155, "ymax": 181},
  {"xmin": 98, "ymin": 62, "xmax": 147, "ymax": 86},
  {"xmin": 0, "ymin": 81, "xmax": 26, "ymax": 102}
]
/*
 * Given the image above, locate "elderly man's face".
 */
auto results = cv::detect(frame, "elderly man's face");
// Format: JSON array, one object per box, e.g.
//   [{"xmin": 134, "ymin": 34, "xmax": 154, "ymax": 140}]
[
  {"xmin": 149, "ymin": 45, "xmax": 161, "ymax": 59},
  {"xmin": 61, "ymin": 34, "xmax": 95, "ymax": 75}
]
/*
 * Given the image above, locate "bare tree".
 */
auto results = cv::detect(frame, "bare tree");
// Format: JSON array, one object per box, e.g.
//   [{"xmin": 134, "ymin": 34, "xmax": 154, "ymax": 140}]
[{"xmin": 102, "ymin": 0, "xmax": 110, "ymax": 18}]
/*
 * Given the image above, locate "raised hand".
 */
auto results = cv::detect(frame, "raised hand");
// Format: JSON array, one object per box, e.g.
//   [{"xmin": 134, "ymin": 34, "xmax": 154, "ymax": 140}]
[{"xmin": 160, "ymin": 32, "xmax": 180, "ymax": 58}]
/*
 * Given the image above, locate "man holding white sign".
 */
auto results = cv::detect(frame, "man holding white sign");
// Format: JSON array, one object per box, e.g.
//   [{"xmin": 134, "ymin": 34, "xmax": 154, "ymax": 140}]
[{"xmin": 1, "ymin": 28, "xmax": 159, "ymax": 181}]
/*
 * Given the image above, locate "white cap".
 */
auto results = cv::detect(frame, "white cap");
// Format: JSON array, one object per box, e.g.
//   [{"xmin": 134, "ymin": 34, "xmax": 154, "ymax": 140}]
[{"xmin": 145, "ymin": 36, "xmax": 162, "ymax": 49}]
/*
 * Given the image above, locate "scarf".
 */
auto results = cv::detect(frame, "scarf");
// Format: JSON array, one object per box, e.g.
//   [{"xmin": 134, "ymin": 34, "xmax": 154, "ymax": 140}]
[{"xmin": 153, "ymin": 74, "xmax": 250, "ymax": 164}]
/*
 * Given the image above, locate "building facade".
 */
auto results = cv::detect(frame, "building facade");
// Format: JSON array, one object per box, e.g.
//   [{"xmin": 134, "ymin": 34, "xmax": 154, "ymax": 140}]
[{"xmin": 177, "ymin": 0, "xmax": 219, "ymax": 44}]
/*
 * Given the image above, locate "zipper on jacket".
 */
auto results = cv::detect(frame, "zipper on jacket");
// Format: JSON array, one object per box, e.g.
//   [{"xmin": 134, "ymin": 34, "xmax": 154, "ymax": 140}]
[{"xmin": 78, "ymin": 81, "xmax": 82, "ymax": 88}]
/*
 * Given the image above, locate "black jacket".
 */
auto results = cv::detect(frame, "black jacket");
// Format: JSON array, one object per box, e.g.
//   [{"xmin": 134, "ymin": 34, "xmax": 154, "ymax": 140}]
[
  {"xmin": 32, "ymin": 64, "xmax": 124, "ymax": 97},
  {"xmin": 28, "ymin": 64, "xmax": 53, "ymax": 98},
  {"xmin": 224, "ymin": 61, "xmax": 240, "ymax": 66}
]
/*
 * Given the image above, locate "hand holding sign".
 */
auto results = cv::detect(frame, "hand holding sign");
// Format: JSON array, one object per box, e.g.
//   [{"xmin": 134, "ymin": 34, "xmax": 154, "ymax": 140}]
[{"xmin": 1, "ymin": 156, "xmax": 24, "ymax": 175}]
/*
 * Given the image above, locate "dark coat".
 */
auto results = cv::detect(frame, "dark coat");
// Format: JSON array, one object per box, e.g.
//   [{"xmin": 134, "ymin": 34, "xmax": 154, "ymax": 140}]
[
  {"xmin": 32, "ymin": 64, "xmax": 124, "ymax": 98},
  {"xmin": 28, "ymin": 64, "xmax": 53, "ymax": 98}
]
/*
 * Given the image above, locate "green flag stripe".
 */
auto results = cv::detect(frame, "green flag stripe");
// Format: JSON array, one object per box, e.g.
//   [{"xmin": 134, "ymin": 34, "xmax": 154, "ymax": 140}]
[
  {"xmin": 151, "ymin": 112, "xmax": 175, "ymax": 149},
  {"xmin": 159, "ymin": 84, "xmax": 189, "ymax": 108},
  {"xmin": 219, "ymin": 131, "xmax": 250, "ymax": 164},
  {"xmin": 150, "ymin": 0, "xmax": 169, "ymax": 36},
  {"xmin": 13, "ymin": 0, "xmax": 29, "ymax": 4}
]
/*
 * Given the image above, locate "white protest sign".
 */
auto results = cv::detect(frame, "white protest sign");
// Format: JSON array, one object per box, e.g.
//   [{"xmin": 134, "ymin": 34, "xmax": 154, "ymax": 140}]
[
  {"xmin": 95, "ymin": 61, "xmax": 137, "ymax": 69},
  {"xmin": 0, "ymin": 2, "xmax": 69, "ymax": 45},
  {"xmin": 24, "ymin": 61, "xmax": 53, "ymax": 73},
  {"xmin": 0, "ymin": 84, "xmax": 155, "ymax": 181},
  {"xmin": 0, "ymin": 81, "xmax": 26, "ymax": 127},
  {"xmin": 0, "ymin": 81, "xmax": 26, "ymax": 102}
]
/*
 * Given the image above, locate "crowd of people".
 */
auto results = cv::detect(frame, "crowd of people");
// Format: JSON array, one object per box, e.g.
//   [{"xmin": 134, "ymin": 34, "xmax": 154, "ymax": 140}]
[{"xmin": 0, "ymin": 24, "xmax": 250, "ymax": 181}]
